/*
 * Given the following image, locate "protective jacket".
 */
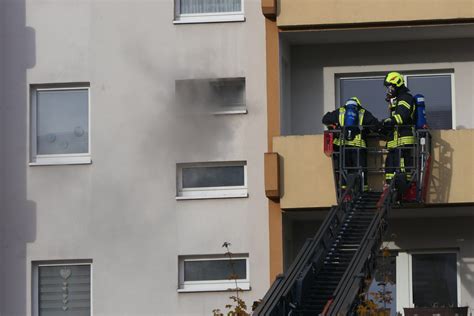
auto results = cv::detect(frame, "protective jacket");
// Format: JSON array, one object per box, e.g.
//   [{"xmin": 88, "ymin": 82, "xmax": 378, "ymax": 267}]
[
  {"xmin": 384, "ymin": 87, "xmax": 415, "ymax": 149},
  {"xmin": 322, "ymin": 106, "xmax": 379, "ymax": 148}
]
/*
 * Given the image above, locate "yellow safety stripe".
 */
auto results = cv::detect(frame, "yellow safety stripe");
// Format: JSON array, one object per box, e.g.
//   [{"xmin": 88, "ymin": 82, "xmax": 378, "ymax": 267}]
[
  {"xmin": 398, "ymin": 100, "xmax": 412, "ymax": 110},
  {"xmin": 387, "ymin": 136, "xmax": 415, "ymax": 148},
  {"xmin": 339, "ymin": 108, "xmax": 345, "ymax": 126},
  {"xmin": 400, "ymin": 158, "xmax": 405, "ymax": 173},
  {"xmin": 338, "ymin": 107, "xmax": 366, "ymax": 126},
  {"xmin": 333, "ymin": 137, "xmax": 366, "ymax": 147},
  {"xmin": 385, "ymin": 173, "xmax": 412, "ymax": 180},
  {"xmin": 334, "ymin": 108, "xmax": 366, "ymax": 147},
  {"xmin": 344, "ymin": 138, "xmax": 366, "ymax": 147},
  {"xmin": 358, "ymin": 109, "xmax": 365, "ymax": 125},
  {"xmin": 393, "ymin": 114, "xmax": 403, "ymax": 124}
]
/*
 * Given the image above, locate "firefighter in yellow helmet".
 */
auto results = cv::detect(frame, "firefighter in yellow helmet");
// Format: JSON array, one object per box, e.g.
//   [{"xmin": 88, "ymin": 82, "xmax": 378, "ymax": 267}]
[
  {"xmin": 323, "ymin": 97, "xmax": 380, "ymax": 194},
  {"xmin": 382, "ymin": 72, "xmax": 416, "ymax": 185}
]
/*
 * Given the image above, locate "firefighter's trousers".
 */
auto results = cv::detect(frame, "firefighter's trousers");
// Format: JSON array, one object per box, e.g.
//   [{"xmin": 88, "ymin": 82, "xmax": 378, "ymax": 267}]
[
  {"xmin": 385, "ymin": 145, "xmax": 414, "ymax": 184},
  {"xmin": 333, "ymin": 145, "xmax": 368, "ymax": 192}
]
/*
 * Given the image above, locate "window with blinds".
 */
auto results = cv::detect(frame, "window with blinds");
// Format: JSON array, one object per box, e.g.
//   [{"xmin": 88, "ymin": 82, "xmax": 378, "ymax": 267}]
[
  {"xmin": 174, "ymin": 0, "xmax": 245, "ymax": 24},
  {"xmin": 33, "ymin": 262, "xmax": 91, "ymax": 316}
]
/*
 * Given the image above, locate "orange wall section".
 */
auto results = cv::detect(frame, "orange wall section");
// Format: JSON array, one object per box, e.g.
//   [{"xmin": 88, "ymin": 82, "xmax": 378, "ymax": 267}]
[
  {"xmin": 264, "ymin": 17, "xmax": 284, "ymax": 282},
  {"xmin": 277, "ymin": 0, "xmax": 474, "ymax": 28},
  {"xmin": 427, "ymin": 129, "xmax": 474, "ymax": 204},
  {"xmin": 273, "ymin": 135, "xmax": 337, "ymax": 209},
  {"xmin": 264, "ymin": 153, "xmax": 280, "ymax": 199}
]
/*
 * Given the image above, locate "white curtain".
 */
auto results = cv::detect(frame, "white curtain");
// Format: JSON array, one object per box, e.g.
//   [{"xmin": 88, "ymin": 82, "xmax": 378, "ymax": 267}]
[
  {"xmin": 180, "ymin": 0, "xmax": 241, "ymax": 14},
  {"xmin": 36, "ymin": 89, "xmax": 89, "ymax": 155}
]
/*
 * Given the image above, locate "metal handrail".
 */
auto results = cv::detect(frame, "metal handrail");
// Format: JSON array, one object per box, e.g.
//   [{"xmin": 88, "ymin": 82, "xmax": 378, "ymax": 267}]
[
  {"xmin": 253, "ymin": 178, "xmax": 362, "ymax": 316},
  {"xmin": 325, "ymin": 180, "xmax": 396, "ymax": 315},
  {"xmin": 329, "ymin": 126, "xmax": 431, "ymax": 202},
  {"xmin": 255, "ymin": 127, "xmax": 432, "ymax": 316},
  {"xmin": 322, "ymin": 129, "xmax": 432, "ymax": 314}
]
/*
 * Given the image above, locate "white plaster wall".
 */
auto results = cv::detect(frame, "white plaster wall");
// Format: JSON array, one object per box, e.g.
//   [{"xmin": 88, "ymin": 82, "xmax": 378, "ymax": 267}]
[
  {"xmin": 0, "ymin": 0, "xmax": 5, "ymax": 313},
  {"xmin": 1, "ymin": 0, "xmax": 268, "ymax": 315},
  {"xmin": 286, "ymin": 38, "xmax": 474, "ymax": 135},
  {"xmin": 1, "ymin": 0, "xmax": 37, "ymax": 315}
]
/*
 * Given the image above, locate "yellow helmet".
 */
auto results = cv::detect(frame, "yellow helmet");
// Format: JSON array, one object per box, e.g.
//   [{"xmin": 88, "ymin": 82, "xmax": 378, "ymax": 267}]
[{"xmin": 384, "ymin": 72, "xmax": 404, "ymax": 87}]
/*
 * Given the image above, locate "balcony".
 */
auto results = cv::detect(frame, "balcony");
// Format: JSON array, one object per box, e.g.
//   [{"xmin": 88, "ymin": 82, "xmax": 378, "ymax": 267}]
[
  {"xmin": 276, "ymin": 0, "xmax": 474, "ymax": 29},
  {"xmin": 269, "ymin": 129, "xmax": 474, "ymax": 209}
]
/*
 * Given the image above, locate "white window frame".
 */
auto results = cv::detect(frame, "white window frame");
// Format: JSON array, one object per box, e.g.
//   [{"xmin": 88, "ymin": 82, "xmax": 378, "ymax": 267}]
[
  {"xmin": 32, "ymin": 260, "xmax": 93, "ymax": 316},
  {"xmin": 407, "ymin": 250, "xmax": 461, "ymax": 308},
  {"xmin": 176, "ymin": 161, "xmax": 248, "ymax": 200},
  {"xmin": 29, "ymin": 85, "xmax": 92, "ymax": 166},
  {"xmin": 334, "ymin": 70, "xmax": 455, "ymax": 129},
  {"xmin": 178, "ymin": 254, "xmax": 250, "ymax": 293},
  {"xmin": 174, "ymin": 0, "xmax": 245, "ymax": 24}
]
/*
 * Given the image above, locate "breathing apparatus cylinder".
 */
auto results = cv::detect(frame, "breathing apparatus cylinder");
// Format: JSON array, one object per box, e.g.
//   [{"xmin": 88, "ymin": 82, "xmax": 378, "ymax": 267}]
[
  {"xmin": 344, "ymin": 103, "xmax": 358, "ymax": 140},
  {"xmin": 414, "ymin": 94, "xmax": 427, "ymax": 129}
]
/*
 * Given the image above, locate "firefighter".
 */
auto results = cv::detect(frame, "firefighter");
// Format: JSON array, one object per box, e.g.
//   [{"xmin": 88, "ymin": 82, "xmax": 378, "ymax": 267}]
[
  {"xmin": 381, "ymin": 72, "xmax": 415, "ymax": 186},
  {"xmin": 322, "ymin": 97, "xmax": 380, "ymax": 194}
]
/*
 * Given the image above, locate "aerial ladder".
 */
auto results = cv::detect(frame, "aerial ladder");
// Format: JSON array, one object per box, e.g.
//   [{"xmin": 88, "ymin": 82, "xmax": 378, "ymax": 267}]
[{"xmin": 254, "ymin": 126, "xmax": 432, "ymax": 316}]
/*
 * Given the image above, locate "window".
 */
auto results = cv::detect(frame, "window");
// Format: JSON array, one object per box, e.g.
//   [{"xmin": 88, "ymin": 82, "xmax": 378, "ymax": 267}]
[
  {"xmin": 405, "ymin": 74, "xmax": 453, "ymax": 129},
  {"xmin": 32, "ymin": 260, "xmax": 92, "ymax": 316},
  {"xmin": 178, "ymin": 254, "xmax": 249, "ymax": 292},
  {"xmin": 338, "ymin": 76, "xmax": 386, "ymax": 121},
  {"xmin": 174, "ymin": 0, "xmax": 244, "ymax": 24},
  {"xmin": 337, "ymin": 72, "xmax": 454, "ymax": 130},
  {"xmin": 411, "ymin": 252, "xmax": 458, "ymax": 307},
  {"xmin": 176, "ymin": 78, "xmax": 246, "ymax": 114},
  {"xmin": 176, "ymin": 161, "xmax": 247, "ymax": 199},
  {"xmin": 30, "ymin": 85, "xmax": 91, "ymax": 165}
]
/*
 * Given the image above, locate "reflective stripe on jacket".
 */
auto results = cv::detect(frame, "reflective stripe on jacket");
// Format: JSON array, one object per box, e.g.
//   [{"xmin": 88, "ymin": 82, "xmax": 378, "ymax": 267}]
[
  {"xmin": 333, "ymin": 108, "xmax": 366, "ymax": 148},
  {"xmin": 386, "ymin": 89, "xmax": 416, "ymax": 148}
]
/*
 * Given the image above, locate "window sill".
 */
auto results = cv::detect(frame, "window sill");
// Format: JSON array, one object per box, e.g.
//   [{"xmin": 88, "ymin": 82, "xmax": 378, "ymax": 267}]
[
  {"xmin": 176, "ymin": 192, "xmax": 248, "ymax": 201},
  {"xmin": 213, "ymin": 109, "xmax": 248, "ymax": 116},
  {"xmin": 177, "ymin": 284, "xmax": 250, "ymax": 293},
  {"xmin": 174, "ymin": 14, "xmax": 245, "ymax": 24},
  {"xmin": 29, "ymin": 156, "xmax": 92, "ymax": 166}
]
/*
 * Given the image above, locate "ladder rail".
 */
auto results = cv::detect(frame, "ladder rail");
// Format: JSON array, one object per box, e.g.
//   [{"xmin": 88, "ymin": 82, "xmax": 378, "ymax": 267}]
[
  {"xmin": 253, "ymin": 179, "xmax": 362, "ymax": 316},
  {"xmin": 326, "ymin": 181, "xmax": 395, "ymax": 316},
  {"xmin": 256, "ymin": 128, "xmax": 432, "ymax": 316}
]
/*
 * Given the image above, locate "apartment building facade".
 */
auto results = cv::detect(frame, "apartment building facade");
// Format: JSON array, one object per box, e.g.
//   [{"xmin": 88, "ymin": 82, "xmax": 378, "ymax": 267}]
[
  {"xmin": 261, "ymin": 0, "xmax": 474, "ymax": 314},
  {"xmin": 0, "ymin": 0, "xmax": 269, "ymax": 315}
]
